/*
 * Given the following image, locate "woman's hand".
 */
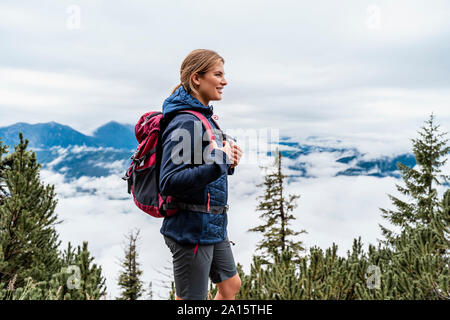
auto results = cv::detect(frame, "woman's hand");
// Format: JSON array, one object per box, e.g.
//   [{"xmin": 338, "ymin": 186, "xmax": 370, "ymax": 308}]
[
  {"xmin": 211, "ymin": 139, "xmax": 234, "ymax": 166},
  {"xmin": 229, "ymin": 140, "xmax": 242, "ymax": 169}
]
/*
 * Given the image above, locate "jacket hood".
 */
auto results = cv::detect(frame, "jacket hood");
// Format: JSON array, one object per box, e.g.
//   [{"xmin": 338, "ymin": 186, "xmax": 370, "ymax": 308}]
[{"xmin": 162, "ymin": 85, "xmax": 214, "ymax": 118}]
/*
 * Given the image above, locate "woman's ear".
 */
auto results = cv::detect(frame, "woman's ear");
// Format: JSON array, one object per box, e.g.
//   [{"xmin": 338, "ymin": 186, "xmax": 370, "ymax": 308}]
[{"xmin": 191, "ymin": 72, "xmax": 201, "ymax": 87}]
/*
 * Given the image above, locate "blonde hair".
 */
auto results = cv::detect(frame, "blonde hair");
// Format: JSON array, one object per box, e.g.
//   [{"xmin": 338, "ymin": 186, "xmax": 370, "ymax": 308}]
[{"xmin": 171, "ymin": 49, "xmax": 224, "ymax": 97}]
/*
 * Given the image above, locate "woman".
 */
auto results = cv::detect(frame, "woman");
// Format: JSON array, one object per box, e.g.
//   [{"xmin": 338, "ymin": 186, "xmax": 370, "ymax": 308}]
[{"xmin": 159, "ymin": 49, "xmax": 243, "ymax": 300}]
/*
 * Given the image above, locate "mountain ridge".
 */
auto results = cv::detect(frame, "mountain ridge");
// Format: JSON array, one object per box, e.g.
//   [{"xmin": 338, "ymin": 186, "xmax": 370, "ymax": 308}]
[
  {"xmin": 0, "ymin": 121, "xmax": 135, "ymax": 150},
  {"xmin": 0, "ymin": 121, "xmax": 426, "ymax": 184}
]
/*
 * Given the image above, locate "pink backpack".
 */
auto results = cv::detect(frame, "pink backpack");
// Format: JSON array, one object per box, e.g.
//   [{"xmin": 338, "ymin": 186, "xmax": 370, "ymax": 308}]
[{"xmin": 122, "ymin": 110, "xmax": 219, "ymax": 218}]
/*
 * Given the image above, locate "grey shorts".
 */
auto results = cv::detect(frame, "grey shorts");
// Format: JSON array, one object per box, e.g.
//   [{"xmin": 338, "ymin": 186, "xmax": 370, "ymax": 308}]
[{"xmin": 163, "ymin": 235, "xmax": 238, "ymax": 300}]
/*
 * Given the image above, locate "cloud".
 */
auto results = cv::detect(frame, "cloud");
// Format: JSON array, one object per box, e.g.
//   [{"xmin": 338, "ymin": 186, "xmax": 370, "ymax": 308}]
[
  {"xmin": 41, "ymin": 169, "xmax": 173, "ymax": 299},
  {"xmin": 1, "ymin": 0, "xmax": 449, "ymax": 143},
  {"xmin": 96, "ymin": 160, "xmax": 128, "ymax": 173},
  {"xmin": 70, "ymin": 146, "xmax": 111, "ymax": 154},
  {"xmin": 293, "ymin": 152, "xmax": 351, "ymax": 178},
  {"xmin": 39, "ymin": 144, "xmax": 450, "ymax": 299},
  {"xmin": 46, "ymin": 147, "xmax": 69, "ymax": 169}
]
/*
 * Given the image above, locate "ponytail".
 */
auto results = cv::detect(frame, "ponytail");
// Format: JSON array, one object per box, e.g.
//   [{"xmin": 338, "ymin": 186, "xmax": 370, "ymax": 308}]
[{"xmin": 171, "ymin": 83, "xmax": 183, "ymax": 95}]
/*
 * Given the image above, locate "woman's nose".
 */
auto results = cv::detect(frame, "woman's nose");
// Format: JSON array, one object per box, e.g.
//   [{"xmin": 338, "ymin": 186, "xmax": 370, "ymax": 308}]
[{"xmin": 222, "ymin": 77, "xmax": 228, "ymax": 86}]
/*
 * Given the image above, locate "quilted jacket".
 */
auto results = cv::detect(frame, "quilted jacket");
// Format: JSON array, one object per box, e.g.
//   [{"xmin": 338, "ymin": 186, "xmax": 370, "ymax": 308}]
[{"xmin": 159, "ymin": 85, "xmax": 234, "ymax": 245}]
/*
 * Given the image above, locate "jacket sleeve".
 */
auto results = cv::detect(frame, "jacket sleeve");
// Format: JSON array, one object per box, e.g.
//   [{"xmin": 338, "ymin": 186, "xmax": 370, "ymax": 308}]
[{"xmin": 159, "ymin": 114, "xmax": 232, "ymax": 197}]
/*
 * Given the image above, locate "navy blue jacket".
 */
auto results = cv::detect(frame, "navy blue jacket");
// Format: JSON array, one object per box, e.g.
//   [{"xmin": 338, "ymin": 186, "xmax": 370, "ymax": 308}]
[{"xmin": 159, "ymin": 85, "xmax": 234, "ymax": 245}]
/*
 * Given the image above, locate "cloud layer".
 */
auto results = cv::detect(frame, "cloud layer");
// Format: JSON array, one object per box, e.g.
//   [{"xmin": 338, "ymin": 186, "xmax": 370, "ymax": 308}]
[{"xmin": 38, "ymin": 156, "xmax": 448, "ymax": 299}]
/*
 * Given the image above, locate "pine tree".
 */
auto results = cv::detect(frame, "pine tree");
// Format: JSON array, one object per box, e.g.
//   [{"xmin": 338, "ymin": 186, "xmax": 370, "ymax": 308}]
[
  {"xmin": 248, "ymin": 148, "xmax": 306, "ymax": 263},
  {"xmin": 236, "ymin": 114, "xmax": 449, "ymax": 300},
  {"xmin": 370, "ymin": 113, "xmax": 450, "ymax": 299},
  {"xmin": 60, "ymin": 241, "xmax": 107, "ymax": 300},
  {"xmin": 0, "ymin": 134, "xmax": 107, "ymax": 300},
  {"xmin": 0, "ymin": 241, "xmax": 108, "ymax": 300},
  {"xmin": 236, "ymin": 240, "xmax": 378, "ymax": 300},
  {"xmin": 379, "ymin": 113, "xmax": 450, "ymax": 247},
  {"xmin": 153, "ymin": 260, "xmax": 176, "ymax": 299},
  {"xmin": 382, "ymin": 190, "xmax": 449, "ymax": 299},
  {"xmin": 207, "ymin": 280, "xmax": 218, "ymax": 300},
  {"xmin": 146, "ymin": 281, "xmax": 153, "ymax": 300},
  {"xmin": 168, "ymin": 281, "xmax": 176, "ymax": 300},
  {"xmin": 0, "ymin": 133, "xmax": 62, "ymax": 288},
  {"xmin": 0, "ymin": 138, "xmax": 10, "ymax": 205},
  {"xmin": 117, "ymin": 229, "xmax": 145, "ymax": 300}
]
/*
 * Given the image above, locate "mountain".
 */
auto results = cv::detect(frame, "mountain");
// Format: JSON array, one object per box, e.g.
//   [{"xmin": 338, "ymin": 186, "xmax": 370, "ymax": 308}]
[
  {"xmin": 92, "ymin": 121, "xmax": 136, "ymax": 150},
  {"xmin": 0, "ymin": 122, "xmax": 98, "ymax": 149},
  {"xmin": 0, "ymin": 121, "xmax": 136, "ymax": 150},
  {"xmin": 0, "ymin": 121, "xmax": 137, "ymax": 181},
  {"xmin": 273, "ymin": 140, "xmax": 417, "ymax": 180},
  {"xmin": 34, "ymin": 146, "xmax": 131, "ymax": 180},
  {"xmin": 0, "ymin": 121, "xmax": 425, "ymax": 184},
  {"xmin": 335, "ymin": 153, "xmax": 416, "ymax": 178}
]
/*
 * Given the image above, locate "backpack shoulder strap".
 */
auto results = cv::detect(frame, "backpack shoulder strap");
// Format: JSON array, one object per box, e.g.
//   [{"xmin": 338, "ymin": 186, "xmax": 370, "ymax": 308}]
[
  {"xmin": 209, "ymin": 116, "xmax": 234, "ymax": 142},
  {"xmin": 210, "ymin": 116, "xmax": 221, "ymax": 131},
  {"xmin": 167, "ymin": 110, "xmax": 217, "ymax": 151},
  {"xmin": 177, "ymin": 110, "xmax": 215, "ymax": 139}
]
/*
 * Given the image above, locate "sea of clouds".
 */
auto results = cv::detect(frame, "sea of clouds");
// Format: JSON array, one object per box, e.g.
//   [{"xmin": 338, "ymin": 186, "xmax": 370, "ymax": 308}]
[{"xmin": 37, "ymin": 144, "xmax": 450, "ymax": 300}]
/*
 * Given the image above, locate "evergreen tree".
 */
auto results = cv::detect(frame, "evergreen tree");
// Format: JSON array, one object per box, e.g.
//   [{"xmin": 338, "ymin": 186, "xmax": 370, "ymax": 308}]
[
  {"xmin": 372, "ymin": 113, "xmax": 450, "ymax": 299},
  {"xmin": 117, "ymin": 229, "xmax": 144, "ymax": 300},
  {"xmin": 248, "ymin": 148, "xmax": 306, "ymax": 263},
  {"xmin": 146, "ymin": 281, "xmax": 153, "ymax": 300},
  {"xmin": 0, "ymin": 138, "xmax": 10, "ymax": 205},
  {"xmin": 0, "ymin": 243, "xmax": 107, "ymax": 300},
  {"xmin": 354, "ymin": 191, "xmax": 449, "ymax": 300},
  {"xmin": 168, "ymin": 281, "xmax": 176, "ymax": 300},
  {"xmin": 379, "ymin": 113, "xmax": 450, "ymax": 247},
  {"xmin": 237, "ymin": 239, "xmax": 377, "ymax": 300},
  {"xmin": 60, "ymin": 241, "xmax": 107, "ymax": 300},
  {"xmin": 154, "ymin": 261, "xmax": 176, "ymax": 299},
  {"xmin": 0, "ymin": 133, "xmax": 62, "ymax": 288},
  {"xmin": 0, "ymin": 134, "xmax": 107, "ymax": 300},
  {"xmin": 380, "ymin": 190, "xmax": 449, "ymax": 299}
]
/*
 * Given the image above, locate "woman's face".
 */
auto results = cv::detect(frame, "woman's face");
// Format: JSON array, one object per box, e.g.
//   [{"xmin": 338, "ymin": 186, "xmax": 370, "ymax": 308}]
[{"xmin": 192, "ymin": 61, "xmax": 227, "ymax": 106}]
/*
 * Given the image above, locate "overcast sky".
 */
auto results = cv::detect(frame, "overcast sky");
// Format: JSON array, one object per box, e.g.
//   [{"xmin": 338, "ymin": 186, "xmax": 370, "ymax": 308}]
[
  {"xmin": 2, "ymin": 0, "xmax": 450, "ymax": 299},
  {"xmin": 1, "ymin": 0, "xmax": 450, "ymax": 155}
]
